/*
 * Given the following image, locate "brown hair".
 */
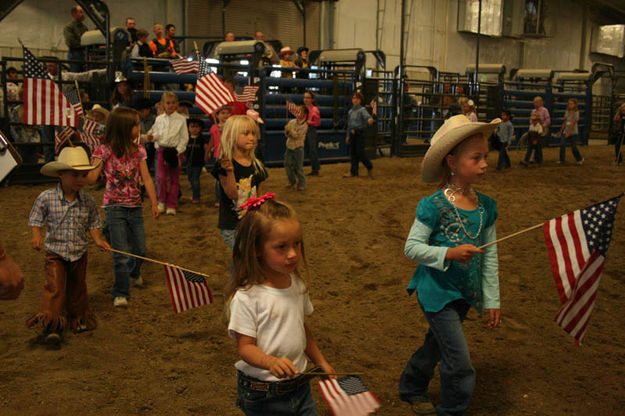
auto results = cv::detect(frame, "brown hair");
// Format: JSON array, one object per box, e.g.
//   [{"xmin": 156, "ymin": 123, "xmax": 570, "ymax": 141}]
[
  {"xmin": 224, "ymin": 199, "xmax": 308, "ymax": 303},
  {"xmin": 438, "ymin": 133, "xmax": 486, "ymax": 187},
  {"xmin": 102, "ymin": 107, "xmax": 140, "ymax": 158},
  {"xmin": 567, "ymin": 98, "xmax": 578, "ymax": 112},
  {"xmin": 352, "ymin": 91, "xmax": 365, "ymax": 105},
  {"xmin": 304, "ymin": 91, "xmax": 316, "ymax": 103}
]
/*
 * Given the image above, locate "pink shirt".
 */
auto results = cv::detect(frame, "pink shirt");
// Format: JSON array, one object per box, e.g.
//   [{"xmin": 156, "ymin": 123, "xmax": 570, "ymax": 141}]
[
  {"xmin": 93, "ymin": 144, "xmax": 147, "ymax": 207},
  {"xmin": 210, "ymin": 124, "xmax": 223, "ymax": 158},
  {"xmin": 306, "ymin": 105, "xmax": 321, "ymax": 127}
]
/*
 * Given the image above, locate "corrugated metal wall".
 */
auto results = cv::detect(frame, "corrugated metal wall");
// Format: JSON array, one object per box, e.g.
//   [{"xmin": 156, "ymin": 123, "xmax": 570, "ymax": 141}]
[{"xmin": 185, "ymin": 0, "xmax": 319, "ymax": 53}]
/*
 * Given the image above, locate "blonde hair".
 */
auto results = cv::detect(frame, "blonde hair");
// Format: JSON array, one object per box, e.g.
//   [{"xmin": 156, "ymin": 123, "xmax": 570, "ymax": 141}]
[
  {"xmin": 533, "ymin": 96, "xmax": 543, "ymax": 104},
  {"xmin": 567, "ymin": 98, "xmax": 578, "ymax": 112},
  {"xmin": 160, "ymin": 91, "xmax": 178, "ymax": 104},
  {"xmin": 224, "ymin": 199, "xmax": 308, "ymax": 303},
  {"xmin": 220, "ymin": 115, "xmax": 263, "ymax": 170}
]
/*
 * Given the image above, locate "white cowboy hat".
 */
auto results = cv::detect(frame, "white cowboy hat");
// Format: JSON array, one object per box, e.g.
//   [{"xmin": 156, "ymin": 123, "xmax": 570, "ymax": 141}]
[
  {"xmin": 89, "ymin": 104, "xmax": 110, "ymax": 118},
  {"xmin": 40, "ymin": 146, "xmax": 96, "ymax": 177},
  {"xmin": 421, "ymin": 114, "xmax": 501, "ymax": 183}
]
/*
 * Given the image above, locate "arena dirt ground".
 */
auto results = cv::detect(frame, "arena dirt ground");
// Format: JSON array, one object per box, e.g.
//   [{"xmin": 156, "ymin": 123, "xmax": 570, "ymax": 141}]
[{"xmin": 1, "ymin": 145, "xmax": 624, "ymax": 415}]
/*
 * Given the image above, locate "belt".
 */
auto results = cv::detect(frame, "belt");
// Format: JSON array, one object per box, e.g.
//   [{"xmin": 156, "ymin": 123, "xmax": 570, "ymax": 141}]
[{"xmin": 237, "ymin": 371, "xmax": 311, "ymax": 395}]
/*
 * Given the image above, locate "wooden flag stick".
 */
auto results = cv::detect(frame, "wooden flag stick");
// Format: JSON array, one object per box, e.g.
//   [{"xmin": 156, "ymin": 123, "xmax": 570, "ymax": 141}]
[
  {"xmin": 478, "ymin": 222, "xmax": 543, "ymax": 250},
  {"xmin": 74, "ymin": 80, "xmax": 84, "ymax": 119},
  {"xmin": 300, "ymin": 371, "xmax": 364, "ymax": 376},
  {"xmin": 143, "ymin": 57, "xmax": 150, "ymax": 99},
  {"xmin": 107, "ymin": 248, "xmax": 211, "ymax": 279}
]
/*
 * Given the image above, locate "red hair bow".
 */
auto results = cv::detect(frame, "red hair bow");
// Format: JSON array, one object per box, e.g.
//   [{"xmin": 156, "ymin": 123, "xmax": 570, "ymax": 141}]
[{"xmin": 238, "ymin": 192, "xmax": 276, "ymax": 211}]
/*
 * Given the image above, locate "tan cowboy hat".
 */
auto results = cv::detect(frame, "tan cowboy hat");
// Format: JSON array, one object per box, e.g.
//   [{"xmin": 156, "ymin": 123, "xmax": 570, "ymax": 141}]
[
  {"xmin": 89, "ymin": 104, "xmax": 110, "ymax": 118},
  {"xmin": 40, "ymin": 146, "xmax": 96, "ymax": 177},
  {"xmin": 421, "ymin": 114, "xmax": 501, "ymax": 183},
  {"xmin": 279, "ymin": 46, "xmax": 295, "ymax": 57}
]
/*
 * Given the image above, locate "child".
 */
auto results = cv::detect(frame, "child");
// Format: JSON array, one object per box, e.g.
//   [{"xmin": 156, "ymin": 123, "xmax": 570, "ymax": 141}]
[
  {"xmin": 87, "ymin": 107, "xmax": 159, "ymax": 307},
  {"xmin": 135, "ymin": 99, "xmax": 156, "ymax": 174},
  {"xmin": 521, "ymin": 113, "xmax": 544, "ymax": 166},
  {"xmin": 557, "ymin": 98, "xmax": 584, "ymax": 165},
  {"xmin": 399, "ymin": 114, "xmax": 501, "ymax": 415},
  {"xmin": 303, "ymin": 91, "xmax": 321, "ymax": 176},
  {"xmin": 185, "ymin": 118, "xmax": 209, "ymax": 203},
  {"xmin": 496, "ymin": 109, "xmax": 513, "ymax": 169},
  {"xmin": 147, "ymin": 91, "xmax": 189, "ymax": 215},
  {"xmin": 27, "ymin": 146, "xmax": 110, "ymax": 345},
  {"xmin": 209, "ymin": 105, "xmax": 233, "ymax": 207},
  {"xmin": 226, "ymin": 195, "xmax": 335, "ymax": 415},
  {"xmin": 211, "ymin": 115, "xmax": 267, "ymax": 250},
  {"xmin": 345, "ymin": 91, "xmax": 374, "ymax": 178},
  {"xmin": 462, "ymin": 99, "xmax": 478, "ymax": 122},
  {"xmin": 284, "ymin": 105, "xmax": 309, "ymax": 191}
]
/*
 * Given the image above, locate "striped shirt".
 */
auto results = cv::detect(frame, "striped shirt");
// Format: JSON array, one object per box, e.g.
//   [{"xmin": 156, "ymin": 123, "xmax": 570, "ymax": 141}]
[{"xmin": 28, "ymin": 183, "xmax": 102, "ymax": 261}]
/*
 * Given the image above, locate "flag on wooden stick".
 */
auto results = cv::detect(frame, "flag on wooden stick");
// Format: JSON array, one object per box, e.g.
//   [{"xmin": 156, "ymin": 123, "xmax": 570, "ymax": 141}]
[
  {"xmin": 54, "ymin": 127, "xmax": 75, "ymax": 153},
  {"xmin": 235, "ymin": 85, "xmax": 259, "ymax": 103},
  {"xmin": 544, "ymin": 194, "xmax": 622, "ymax": 344},
  {"xmin": 171, "ymin": 57, "xmax": 199, "ymax": 75},
  {"xmin": 318, "ymin": 375, "xmax": 381, "ymax": 416},
  {"xmin": 22, "ymin": 45, "xmax": 78, "ymax": 127},
  {"xmin": 65, "ymin": 87, "xmax": 84, "ymax": 118},
  {"xmin": 79, "ymin": 118, "xmax": 104, "ymax": 152},
  {"xmin": 286, "ymin": 100, "xmax": 302, "ymax": 118},
  {"xmin": 164, "ymin": 264, "xmax": 213, "ymax": 314},
  {"xmin": 195, "ymin": 66, "xmax": 235, "ymax": 116}
]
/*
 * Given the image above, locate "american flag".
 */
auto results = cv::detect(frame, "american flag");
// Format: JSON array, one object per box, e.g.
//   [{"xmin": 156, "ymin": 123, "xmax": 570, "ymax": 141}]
[
  {"xmin": 286, "ymin": 100, "xmax": 302, "ymax": 118},
  {"xmin": 195, "ymin": 60, "xmax": 235, "ymax": 116},
  {"xmin": 544, "ymin": 195, "xmax": 622, "ymax": 344},
  {"xmin": 235, "ymin": 85, "xmax": 259, "ymax": 103},
  {"xmin": 65, "ymin": 88, "xmax": 83, "ymax": 118},
  {"xmin": 79, "ymin": 118, "xmax": 104, "ymax": 152},
  {"xmin": 54, "ymin": 127, "xmax": 75, "ymax": 153},
  {"xmin": 163, "ymin": 264, "xmax": 213, "ymax": 314},
  {"xmin": 22, "ymin": 45, "xmax": 78, "ymax": 127},
  {"xmin": 370, "ymin": 98, "xmax": 377, "ymax": 116},
  {"xmin": 318, "ymin": 375, "xmax": 381, "ymax": 416},
  {"xmin": 171, "ymin": 58, "xmax": 199, "ymax": 75}
]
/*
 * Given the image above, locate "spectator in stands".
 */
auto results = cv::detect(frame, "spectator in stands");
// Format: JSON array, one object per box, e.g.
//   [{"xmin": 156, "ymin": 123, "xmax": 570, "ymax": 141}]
[
  {"xmin": 279, "ymin": 46, "xmax": 297, "ymax": 80},
  {"xmin": 294, "ymin": 46, "xmax": 310, "ymax": 82},
  {"xmin": 110, "ymin": 72, "xmax": 134, "ymax": 109},
  {"xmin": 149, "ymin": 23, "xmax": 177, "ymax": 59},
  {"xmin": 130, "ymin": 29, "xmax": 153, "ymax": 58},
  {"xmin": 165, "ymin": 24, "xmax": 180, "ymax": 56},
  {"xmin": 254, "ymin": 31, "xmax": 265, "ymax": 40},
  {"xmin": 63, "ymin": 5, "xmax": 88, "ymax": 72},
  {"xmin": 224, "ymin": 31, "xmax": 235, "ymax": 42},
  {"xmin": 125, "ymin": 17, "xmax": 137, "ymax": 43},
  {"xmin": 254, "ymin": 30, "xmax": 278, "ymax": 66}
]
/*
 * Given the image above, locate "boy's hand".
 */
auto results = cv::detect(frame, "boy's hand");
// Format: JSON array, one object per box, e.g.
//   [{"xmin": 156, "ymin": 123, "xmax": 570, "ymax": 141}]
[
  {"xmin": 446, "ymin": 244, "xmax": 483, "ymax": 263},
  {"xmin": 94, "ymin": 239, "xmax": 111, "ymax": 252},
  {"xmin": 485, "ymin": 308, "xmax": 501, "ymax": 329},
  {"xmin": 31, "ymin": 235, "xmax": 43, "ymax": 251},
  {"xmin": 268, "ymin": 357, "xmax": 299, "ymax": 379}
]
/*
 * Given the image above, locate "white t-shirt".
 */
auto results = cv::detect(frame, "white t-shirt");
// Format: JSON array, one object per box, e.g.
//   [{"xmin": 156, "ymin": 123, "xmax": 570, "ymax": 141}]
[{"xmin": 228, "ymin": 275, "xmax": 313, "ymax": 381}]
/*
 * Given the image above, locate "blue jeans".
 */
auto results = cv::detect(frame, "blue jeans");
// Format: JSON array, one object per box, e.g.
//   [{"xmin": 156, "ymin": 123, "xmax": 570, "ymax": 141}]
[
  {"xmin": 559, "ymin": 134, "xmax": 582, "ymax": 163},
  {"xmin": 220, "ymin": 228, "xmax": 235, "ymax": 250},
  {"xmin": 105, "ymin": 206, "xmax": 147, "ymax": 299},
  {"xmin": 497, "ymin": 145, "xmax": 510, "ymax": 169},
  {"xmin": 399, "ymin": 300, "xmax": 475, "ymax": 416},
  {"xmin": 306, "ymin": 126, "xmax": 320, "ymax": 173},
  {"xmin": 236, "ymin": 374, "xmax": 318, "ymax": 416},
  {"xmin": 349, "ymin": 129, "xmax": 372, "ymax": 176},
  {"xmin": 187, "ymin": 166, "xmax": 202, "ymax": 200},
  {"xmin": 284, "ymin": 147, "xmax": 306, "ymax": 188},
  {"xmin": 524, "ymin": 138, "xmax": 543, "ymax": 164}
]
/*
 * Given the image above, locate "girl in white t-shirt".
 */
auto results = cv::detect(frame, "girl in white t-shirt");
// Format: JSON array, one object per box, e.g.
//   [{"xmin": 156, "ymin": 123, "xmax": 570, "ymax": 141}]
[{"xmin": 226, "ymin": 194, "xmax": 334, "ymax": 415}]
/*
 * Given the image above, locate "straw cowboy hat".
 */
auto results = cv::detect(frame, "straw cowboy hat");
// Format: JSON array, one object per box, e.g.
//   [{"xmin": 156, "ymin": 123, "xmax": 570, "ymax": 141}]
[
  {"xmin": 421, "ymin": 114, "xmax": 500, "ymax": 183},
  {"xmin": 40, "ymin": 146, "xmax": 96, "ymax": 177},
  {"xmin": 89, "ymin": 104, "xmax": 110, "ymax": 118},
  {"xmin": 279, "ymin": 46, "xmax": 295, "ymax": 57}
]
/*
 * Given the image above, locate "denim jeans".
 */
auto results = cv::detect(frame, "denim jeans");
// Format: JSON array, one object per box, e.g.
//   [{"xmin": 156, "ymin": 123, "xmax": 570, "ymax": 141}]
[
  {"xmin": 524, "ymin": 141, "xmax": 542, "ymax": 164},
  {"xmin": 399, "ymin": 300, "xmax": 475, "ymax": 416},
  {"xmin": 236, "ymin": 375, "xmax": 318, "ymax": 416},
  {"xmin": 105, "ymin": 206, "xmax": 147, "ymax": 299},
  {"xmin": 497, "ymin": 145, "xmax": 510, "ymax": 169},
  {"xmin": 559, "ymin": 134, "xmax": 582, "ymax": 163},
  {"xmin": 220, "ymin": 228, "xmax": 236, "ymax": 250},
  {"xmin": 284, "ymin": 147, "xmax": 306, "ymax": 188},
  {"xmin": 306, "ymin": 126, "xmax": 320, "ymax": 173},
  {"xmin": 349, "ymin": 129, "xmax": 372, "ymax": 176},
  {"xmin": 187, "ymin": 166, "xmax": 202, "ymax": 200}
]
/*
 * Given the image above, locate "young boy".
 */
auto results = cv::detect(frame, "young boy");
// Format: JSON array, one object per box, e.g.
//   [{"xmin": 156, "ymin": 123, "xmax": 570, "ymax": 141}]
[
  {"xmin": 496, "ymin": 110, "xmax": 513, "ymax": 170},
  {"xmin": 284, "ymin": 105, "xmax": 309, "ymax": 190},
  {"xmin": 135, "ymin": 99, "xmax": 156, "ymax": 173},
  {"xmin": 27, "ymin": 146, "xmax": 110, "ymax": 346},
  {"xmin": 185, "ymin": 118, "xmax": 209, "ymax": 203},
  {"xmin": 208, "ymin": 105, "xmax": 232, "ymax": 207}
]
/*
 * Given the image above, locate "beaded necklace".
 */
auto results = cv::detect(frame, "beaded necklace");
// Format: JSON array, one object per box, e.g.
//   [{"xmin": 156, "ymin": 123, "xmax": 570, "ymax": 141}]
[{"xmin": 443, "ymin": 183, "xmax": 484, "ymax": 240}]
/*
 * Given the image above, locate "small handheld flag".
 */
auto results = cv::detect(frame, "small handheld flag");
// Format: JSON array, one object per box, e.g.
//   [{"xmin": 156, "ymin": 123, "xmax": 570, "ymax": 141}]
[
  {"xmin": 286, "ymin": 100, "xmax": 302, "ymax": 118},
  {"xmin": 195, "ymin": 71, "xmax": 235, "ymax": 116},
  {"xmin": 54, "ymin": 127, "xmax": 75, "ymax": 153},
  {"xmin": 164, "ymin": 264, "xmax": 213, "ymax": 314},
  {"xmin": 235, "ymin": 85, "xmax": 259, "ymax": 103},
  {"xmin": 318, "ymin": 375, "xmax": 381, "ymax": 416},
  {"xmin": 171, "ymin": 58, "xmax": 199, "ymax": 75}
]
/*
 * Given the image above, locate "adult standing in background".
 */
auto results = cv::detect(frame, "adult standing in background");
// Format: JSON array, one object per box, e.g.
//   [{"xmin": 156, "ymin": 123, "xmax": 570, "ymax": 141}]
[
  {"xmin": 224, "ymin": 31, "xmax": 235, "ymax": 42},
  {"xmin": 63, "ymin": 5, "xmax": 88, "ymax": 72},
  {"xmin": 125, "ymin": 17, "xmax": 137, "ymax": 43},
  {"xmin": 165, "ymin": 24, "xmax": 180, "ymax": 56},
  {"xmin": 254, "ymin": 31, "xmax": 278, "ymax": 66}
]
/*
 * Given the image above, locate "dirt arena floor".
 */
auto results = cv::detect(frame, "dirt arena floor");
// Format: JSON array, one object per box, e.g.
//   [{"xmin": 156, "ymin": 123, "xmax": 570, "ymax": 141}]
[{"xmin": 1, "ymin": 145, "xmax": 625, "ymax": 415}]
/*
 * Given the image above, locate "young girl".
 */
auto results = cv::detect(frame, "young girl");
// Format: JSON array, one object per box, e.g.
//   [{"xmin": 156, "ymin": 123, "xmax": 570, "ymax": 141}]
[
  {"xmin": 211, "ymin": 115, "xmax": 267, "ymax": 250},
  {"xmin": 87, "ymin": 107, "xmax": 159, "ymax": 308},
  {"xmin": 496, "ymin": 109, "xmax": 513, "ymax": 169},
  {"xmin": 284, "ymin": 105, "xmax": 309, "ymax": 191},
  {"xmin": 209, "ymin": 105, "xmax": 233, "ymax": 207},
  {"xmin": 557, "ymin": 98, "xmax": 583, "ymax": 165},
  {"xmin": 462, "ymin": 99, "xmax": 478, "ymax": 122},
  {"xmin": 303, "ymin": 91, "xmax": 321, "ymax": 175},
  {"xmin": 110, "ymin": 73, "xmax": 134, "ymax": 109},
  {"xmin": 521, "ymin": 113, "xmax": 544, "ymax": 166},
  {"xmin": 147, "ymin": 91, "xmax": 189, "ymax": 215},
  {"xmin": 345, "ymin": 91, "xmax": 374, "ymax": 178},
  {"xmin": 226, "ymin": 195, "xmax": 334, "ymax": 415},
  {"xmin": 399, "ymin": 114, "xmax": 501, "ymax": 415}
]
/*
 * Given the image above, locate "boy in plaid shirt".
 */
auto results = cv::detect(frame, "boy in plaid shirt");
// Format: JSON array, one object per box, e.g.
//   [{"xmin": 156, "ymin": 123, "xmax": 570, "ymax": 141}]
[
  {"xmin": 284, "ymin": 105, "xmax": 309, "ymax": 191},
  {"xmin": 27, "ymin": 147, "xmax": 110, "ymax": 347}
]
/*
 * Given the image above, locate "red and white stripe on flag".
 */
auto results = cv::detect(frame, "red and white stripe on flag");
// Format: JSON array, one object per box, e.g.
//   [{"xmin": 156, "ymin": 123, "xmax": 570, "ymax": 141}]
[
  {"xmin": 163, "ymin": 265, "xmax": 213, "ymax": 314},
  {"xmin": 54, "ymin": 127, "xmax": 74, "ymax": 153},
  {"xmin": 235, "ymin": 85, "xmax": 259, "ymax": 102},
  {"xmin": 79, "ymin": 119, "xmax": 102, "ymax": 152},
  {"xmin": 195, "ymin": 73, "xmax": 235, "ymax": 116},
  {"xmin": 318, "ymin": 378, "xmax": 381, "ymax": 416},
  {"xmin": 286, "ymin": 101, "xmax": 302, "ymax": 118},
  {"xmin": 171, "ymin": 59, "xmax": 199, "ymax": 75},
  {"xmin": 23, "ymin": 78, "xmax": 78, "ymax": 127}
]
